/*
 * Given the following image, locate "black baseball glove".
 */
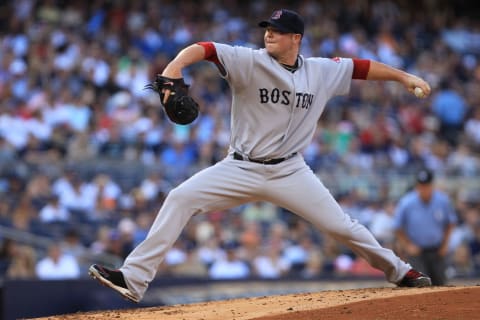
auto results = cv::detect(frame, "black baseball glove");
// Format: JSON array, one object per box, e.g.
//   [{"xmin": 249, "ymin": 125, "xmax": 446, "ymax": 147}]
[{"xmin": 145, "ymin": 75, "xmax": 199, "ymax": 125}]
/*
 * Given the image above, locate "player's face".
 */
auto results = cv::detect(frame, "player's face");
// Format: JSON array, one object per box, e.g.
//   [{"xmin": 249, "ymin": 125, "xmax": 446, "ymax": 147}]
[{"xmin": 264, "ymin": 27, "xmax": 301, "ymax": 63}]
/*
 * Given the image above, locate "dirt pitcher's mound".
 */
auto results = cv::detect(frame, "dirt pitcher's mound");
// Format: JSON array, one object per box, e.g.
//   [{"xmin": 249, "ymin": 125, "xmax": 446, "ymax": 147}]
[{"xmin": 32, "ymin": 286, "xmax": 479, "ymax": 320}]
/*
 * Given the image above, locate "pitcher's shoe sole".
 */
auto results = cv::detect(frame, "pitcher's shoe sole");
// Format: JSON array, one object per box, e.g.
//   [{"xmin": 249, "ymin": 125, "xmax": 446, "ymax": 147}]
[{"xmin": 88, "ymin": 265, "xmax": 139, "ymax": 303}]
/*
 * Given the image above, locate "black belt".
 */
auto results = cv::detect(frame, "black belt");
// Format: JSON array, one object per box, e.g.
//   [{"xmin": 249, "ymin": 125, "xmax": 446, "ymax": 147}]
[{"xmin": 233, "ymin": 152, "xmax": 297, "ymax": 165}]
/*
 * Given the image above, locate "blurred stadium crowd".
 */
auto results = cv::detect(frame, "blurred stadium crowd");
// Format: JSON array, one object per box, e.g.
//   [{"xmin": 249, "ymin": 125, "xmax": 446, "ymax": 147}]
[{"xmin": 0, "ymin": 0, "xmax": 480, "ymax": 282}]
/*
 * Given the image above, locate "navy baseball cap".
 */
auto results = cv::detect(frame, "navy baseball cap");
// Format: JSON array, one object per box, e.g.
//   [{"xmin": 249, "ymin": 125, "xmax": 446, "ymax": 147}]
[
  {"xmin": 258, "ymin": 9, "xmax": 304, "ymax": 35},
  {"xmin": 416, "ymin": 168, "xmax": 434, "ymax": 184}
]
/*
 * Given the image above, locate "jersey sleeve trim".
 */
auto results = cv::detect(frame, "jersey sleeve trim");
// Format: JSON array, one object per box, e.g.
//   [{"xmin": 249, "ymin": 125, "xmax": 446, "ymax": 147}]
[
  {"xmin": 197, "ymin": 41, "xmax": 225, "ymax": 75},
  {"xmin": 352, "ymin": 59, "xmax": 370, "ymax": 79},
  {"xmin": 197, "ymin": 42, "xmax": 220, "ymax": 64}
]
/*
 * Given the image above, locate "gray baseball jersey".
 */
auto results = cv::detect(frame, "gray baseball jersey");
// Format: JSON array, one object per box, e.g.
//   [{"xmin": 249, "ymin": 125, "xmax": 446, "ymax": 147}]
[
  {"xmin": 214, "ymin": 43, "xmax": 352, "ymax": 159},
  {"xmin": 119, "ymin": 43, "xmax": 411, "ymax": 301}
]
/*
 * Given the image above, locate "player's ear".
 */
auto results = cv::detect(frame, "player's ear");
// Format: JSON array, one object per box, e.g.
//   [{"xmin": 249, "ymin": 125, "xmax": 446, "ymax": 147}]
[{"xmin": 293, "ymin": 33, "xmax": 302, "ymax": 44}]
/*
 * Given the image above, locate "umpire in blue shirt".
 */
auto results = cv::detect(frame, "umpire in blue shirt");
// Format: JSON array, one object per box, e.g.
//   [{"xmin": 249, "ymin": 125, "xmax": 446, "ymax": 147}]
[{"xmin": 393, "ymin": 168, "xmax": 457, "ymax": 285}]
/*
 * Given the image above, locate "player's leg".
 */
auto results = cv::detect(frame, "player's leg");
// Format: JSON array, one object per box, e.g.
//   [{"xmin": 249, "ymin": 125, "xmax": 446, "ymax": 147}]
[
  {"xmin": 422, "ymin": 249, "xmax": 446, "ymax": 285},
  {"xmin": 106, "ymin": 158, "xmax": 263, "ymax": 301},
  {"xmin": 263, "ymin": 156, "xmax": 411, "ymax": 283}
]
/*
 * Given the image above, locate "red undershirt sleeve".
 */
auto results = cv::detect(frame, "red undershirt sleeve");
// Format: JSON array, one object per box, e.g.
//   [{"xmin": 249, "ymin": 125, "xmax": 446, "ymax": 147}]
[
  {"xmin": 197, "ymin": 41, "xmax": 226, "ymax": 75},
  {"xmin": 197, "ymin": 41, "xmax": 221, "ymax": 65},
  {"xmin": 352, "ymin": 59, "xmax": 370, "ymax": 79}
]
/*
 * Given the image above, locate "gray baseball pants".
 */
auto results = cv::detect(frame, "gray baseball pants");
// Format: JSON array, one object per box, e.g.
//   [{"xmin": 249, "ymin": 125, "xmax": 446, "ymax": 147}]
[{"xmin": 120, "ymin": 154, "xmax": 411, "ymax": 300}]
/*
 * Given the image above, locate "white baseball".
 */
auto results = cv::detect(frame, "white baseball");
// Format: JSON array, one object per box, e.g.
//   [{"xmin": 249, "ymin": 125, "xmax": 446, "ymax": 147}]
[{"xmin": 414, "ymin": 87, "xmax": 425, "ymax": 98}]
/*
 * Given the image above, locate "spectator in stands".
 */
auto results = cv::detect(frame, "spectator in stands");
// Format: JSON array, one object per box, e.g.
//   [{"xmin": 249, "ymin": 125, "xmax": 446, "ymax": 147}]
[
  {"xmin": 54, "ymin": 174, "xmax": 96, "ymax": 218},
  {"xmin": 5, "ymin": 243, "xmax": 37, "ymax": 280},
  {"xmin": 96, "ymin": 124, "xmax": 129, "ymax": 159},
  {"xmin": 0, "ymin": 239, "xmax": 16, "ymax": 277},
  {"xmin": 369, "ymin": 200, "xmax": 396, "ymax": 248},
  {"xmin": 88, "ymin": 226, "xmax": 124, "ymax": 268},
  {"xmin": 39, "ymin": 194, "xmax": 70, "ymax": 223},
  {"xmin": 66, "ymin": 132, "xmax": 98, "ymax": 161},
  {"xmin": 0, "ymin": 136, "xmax": 17, "ymax": 166},
  {"xmin": 25, "ymin": 173, "xmax": 52, "ymax": 211},
  {"xmin": 102, "ymin": 229, "xmax": 132, "ymax": 261},
  {"xmin": 160, "ymin": 136, "xmax": 198, "ymax": 182},
  {"xmin": 252, "ymin": 242, "xmax": 291, "ymax": 279},
  {"xmin": 90, "ymin": 173, "xmax": 122, "ymax": 219},
  {"xmin": 446, "ymin": 142, "xmax": 479, "ymax": 176},
  {"xmin": 35, "ymin": 243, "xmax": 80, "ymax": 280},
  {"xmin": 300, "ymin": 248, "xmax": 324, "ymax": 279},
  {"xmin": 282, "ymin": 235, "xmax": 319, "ymax": 277},
  {"xmin": 138, "ymin": 170, "xmax": 171, "ymax": 202},
  {"xmin": 169, "ymin": 247, "xmax": 209, "ymax": 277},
  {"xmin": 196, "ymin": 236, "xmax": 225, "ymax": 269},
  {"xmin": 431, "ymin": 79, "xmax": 468, "ymax": 146},
  {"xmin": 131, "ymin": 212, "xmax": 154, "ymax": 246},
  {"xmin": 449, "ymin": 206, "xmax": 479, "ymax": 254},
  {"xmin": 241, "ymin": 202, "xmax": 278, "ymax": 225},
  {"xmin": 464, "ymin": 107, "xmax": 480, "ymax": 149},
  {"xmin": 208, "ymin": 242, "xmax": 250, "ymax": 279},
  {"xmin": 1, "ymin": 174, "xmax": 26, "ymax": 211},
  {"xmin": 448, "ymin": 243, "xmax": 475, "ymax": 278},
  {"xmin": 10, "ymin": 195, "xmax": 36, "ymax": 232},
  {"xmin": 161, "ymin": 240, "xmax": 188, "ymax": 274},
  {"xmin": 236, "ymin": 222, "xmax": 262, "ymax": 263},
  {"xmin": 60, "ymin": 228, "xmax": 89, "ymax": 272}
]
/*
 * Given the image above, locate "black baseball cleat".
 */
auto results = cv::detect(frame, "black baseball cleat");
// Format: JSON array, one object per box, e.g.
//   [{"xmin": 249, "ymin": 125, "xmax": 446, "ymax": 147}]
[
  {"xmin": 88, "ymin": 264, "xmax": 139, "ymax": 303},
  {"xmin": 397, "ymin": 269, "xmax": 432, "ymax": 287}
]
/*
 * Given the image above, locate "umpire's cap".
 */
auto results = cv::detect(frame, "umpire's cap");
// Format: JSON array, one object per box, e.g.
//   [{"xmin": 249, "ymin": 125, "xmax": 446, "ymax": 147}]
[
  {"xmin": 416, "ymin": 168, "xmax": 434, "ymax": 184},
  {"xmin": 258, "ymin": 9, "xmax": 304, "ymax": 35}
]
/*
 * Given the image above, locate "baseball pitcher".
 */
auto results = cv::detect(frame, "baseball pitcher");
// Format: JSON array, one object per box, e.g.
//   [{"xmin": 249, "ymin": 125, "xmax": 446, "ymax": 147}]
[{"xmin": 90, "ymin": 9, "xmax": 432, "ymax": 303}]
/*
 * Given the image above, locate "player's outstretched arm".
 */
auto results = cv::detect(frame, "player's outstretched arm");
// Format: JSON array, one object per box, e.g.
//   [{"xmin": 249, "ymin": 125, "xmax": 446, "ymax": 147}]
[{"xmin": 366, "ymin": 60, "xmax": 431, "ymax": 98}]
